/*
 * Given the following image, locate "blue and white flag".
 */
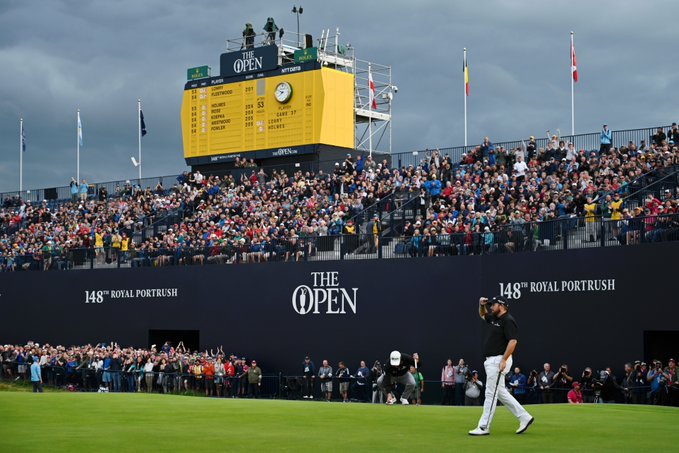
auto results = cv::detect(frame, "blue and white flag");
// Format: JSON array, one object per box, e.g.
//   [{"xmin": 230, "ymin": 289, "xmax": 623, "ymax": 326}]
[
  {"xmin": 77, "ymin": 111, "xmax": 83, "ymax": 147},
  {"xmin": 21, "ymin": 122, "xmax": 26, "ymax": 152}
]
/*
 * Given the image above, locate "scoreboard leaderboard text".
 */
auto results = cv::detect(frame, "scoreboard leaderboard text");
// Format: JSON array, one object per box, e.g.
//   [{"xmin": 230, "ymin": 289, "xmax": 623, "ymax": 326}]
[{"xmin": 181, "ymin": 64, "xmax": 354, "ymax": 163}]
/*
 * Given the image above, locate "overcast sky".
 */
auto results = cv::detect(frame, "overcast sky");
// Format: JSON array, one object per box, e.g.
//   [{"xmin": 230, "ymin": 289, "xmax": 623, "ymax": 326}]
[{"xmin": 1, "ymin": 0, "xmax": 677, "ymax": 193}]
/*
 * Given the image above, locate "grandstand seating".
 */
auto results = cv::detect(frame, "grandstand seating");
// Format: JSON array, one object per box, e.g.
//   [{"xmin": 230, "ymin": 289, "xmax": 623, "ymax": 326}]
[{"xmin": 1, "ymin": 125, "xmax": 677, "ymax": 271}]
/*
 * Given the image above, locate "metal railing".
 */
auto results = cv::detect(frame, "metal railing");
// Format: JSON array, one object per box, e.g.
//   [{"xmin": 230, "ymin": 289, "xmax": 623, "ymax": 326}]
[
  {"xmin": 3, "ymin": 364, "xmax": 666, "ymax": 405},
  {"xmin": 2, "ymin": 123, "xmax": 672, "ymax": 205},
  {"xmin": 1, "ymin": 213, "xmax": 677, "ymax": 272},
  {"xmin": 0, "ymin": 174, "xmax": 181, "ymax": 206},
  {"xmin": 405, "ymin": 124, "xmax": 673, "ymax": 167}
]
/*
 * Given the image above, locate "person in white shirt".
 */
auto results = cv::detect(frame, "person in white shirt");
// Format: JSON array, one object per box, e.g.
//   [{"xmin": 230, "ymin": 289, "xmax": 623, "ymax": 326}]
[{"xmin": 512, "ymin": 156, "xmax": 528, "ymax": 183}]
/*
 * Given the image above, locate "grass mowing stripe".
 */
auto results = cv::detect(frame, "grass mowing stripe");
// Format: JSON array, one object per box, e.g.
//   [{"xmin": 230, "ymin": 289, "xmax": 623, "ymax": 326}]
[{"xmin": 0, "ymin": 393, "xmax": 677, "ymax": 452}]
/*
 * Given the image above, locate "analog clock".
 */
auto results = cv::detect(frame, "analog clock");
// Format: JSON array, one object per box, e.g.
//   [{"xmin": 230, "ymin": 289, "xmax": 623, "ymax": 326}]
[{"xmin": 274, "ymin": 82, "xmax": 293, "ymax": 103}]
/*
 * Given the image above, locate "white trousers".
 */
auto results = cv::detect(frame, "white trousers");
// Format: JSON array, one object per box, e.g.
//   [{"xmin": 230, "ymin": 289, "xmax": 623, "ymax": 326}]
[{"xmin": 478, "ymin": 355, "xmax": 530, "ymax": 430}]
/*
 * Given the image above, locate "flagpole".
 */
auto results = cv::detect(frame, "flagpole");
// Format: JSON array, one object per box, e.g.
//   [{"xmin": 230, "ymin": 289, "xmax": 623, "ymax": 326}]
[
  {"xmin": 463, "ymin": 48, "xmax": 468, "ymax": 147},
  {"xmin": 138, "ymin": 98, "xmax": 142, "ymax": 183},
  {"xmin": 76, "ymin": 109, "xmax": 80, "ymax": 184},
  {"xmin": 19, "ymin": 117, "xmax": 23, "ymax": 194},
  {"xmin": 571, "ymin": 31, "xmax": 575, "ymax": 136},
  {"xmin": 368, "ymin": 63, "xmax": 372, "ymax": 158}
]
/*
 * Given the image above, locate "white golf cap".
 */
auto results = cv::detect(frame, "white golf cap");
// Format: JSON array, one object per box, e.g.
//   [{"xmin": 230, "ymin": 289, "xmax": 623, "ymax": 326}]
[{"xmin": 390, "ymin": 350, "xmax": 401, "ymax": 366}]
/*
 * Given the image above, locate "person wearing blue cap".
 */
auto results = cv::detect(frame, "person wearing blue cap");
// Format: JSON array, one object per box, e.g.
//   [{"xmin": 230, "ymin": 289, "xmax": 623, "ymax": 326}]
[{"xmin": 469, "ymin": 296, "xmax": 534, "ymax": 436}]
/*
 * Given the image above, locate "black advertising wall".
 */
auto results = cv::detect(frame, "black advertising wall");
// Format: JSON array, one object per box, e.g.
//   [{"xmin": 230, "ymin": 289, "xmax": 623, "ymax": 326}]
[{"xmin": 1, "ymin": 242, "xmax": 676, "ymax": 381}]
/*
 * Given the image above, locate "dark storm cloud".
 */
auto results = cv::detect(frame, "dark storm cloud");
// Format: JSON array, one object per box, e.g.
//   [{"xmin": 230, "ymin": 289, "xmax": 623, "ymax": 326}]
[{"xmin": 0, "ymin": 0, "xmax": 677, "ymax": 192}]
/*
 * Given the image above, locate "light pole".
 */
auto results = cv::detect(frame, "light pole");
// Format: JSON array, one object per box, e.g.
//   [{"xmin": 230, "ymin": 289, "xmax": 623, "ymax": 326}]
[{"xmin": 292, "ymin": 5, "xmax": 303, "ymax": 47}]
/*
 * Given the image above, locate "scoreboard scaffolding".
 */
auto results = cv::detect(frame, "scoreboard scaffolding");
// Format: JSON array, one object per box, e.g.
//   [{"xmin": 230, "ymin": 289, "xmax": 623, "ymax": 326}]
[{"xmin": 181, "ymin": 26, "xmax": 394, "ymax": 169}]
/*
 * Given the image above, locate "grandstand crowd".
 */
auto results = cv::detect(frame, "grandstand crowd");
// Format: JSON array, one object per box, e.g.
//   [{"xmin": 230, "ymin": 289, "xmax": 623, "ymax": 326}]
[
  {"xmin": 2, "ymin": 341, "xmax": 677, "ymax": 406},
  {"xmin": 0, "ymin": 125, "xmax": 677, "ymax": 270}
]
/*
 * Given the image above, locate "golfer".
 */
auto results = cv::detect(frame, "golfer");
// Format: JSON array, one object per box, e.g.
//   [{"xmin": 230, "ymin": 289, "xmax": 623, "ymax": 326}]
[
  {"xmin": 469, "ymin": 296, "xmax": 534, "ymax": 436},
  {"xmin": 377, "ymin": 351, "xmax": 416, "ymax": 405}
]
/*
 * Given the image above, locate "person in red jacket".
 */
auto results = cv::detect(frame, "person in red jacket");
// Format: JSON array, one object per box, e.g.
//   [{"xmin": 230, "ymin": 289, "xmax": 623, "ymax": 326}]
[
  {"xmin": 225, "ymin": 358, "xmax": 236, "ymax": 397},
  {"xmin": 567, "ymin": 381, "xmax": 584, "ymax": 404},
  {"xmin": 203, "ymin": 358, "xmax": 215, "ymax": 397}
]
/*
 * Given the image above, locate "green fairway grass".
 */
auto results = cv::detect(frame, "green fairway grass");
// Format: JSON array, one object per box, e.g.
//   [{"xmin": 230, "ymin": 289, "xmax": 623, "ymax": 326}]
[{"xmin": 1, "ymin": 393, "xmax": 677, "ymax": 452}]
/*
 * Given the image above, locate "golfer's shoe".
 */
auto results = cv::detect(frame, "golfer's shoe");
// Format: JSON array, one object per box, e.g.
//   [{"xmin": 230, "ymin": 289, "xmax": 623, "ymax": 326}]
[
  {"xmin": 468, "ymin": 427, "xmax": 490, "ymax": 436},
  {"xmin": 400, "ymin": 398, "xmax": 410, "ymax": 405},
  {"xmin": 516, "ymin": 416, "xmax": 534, "ymax": 434}
]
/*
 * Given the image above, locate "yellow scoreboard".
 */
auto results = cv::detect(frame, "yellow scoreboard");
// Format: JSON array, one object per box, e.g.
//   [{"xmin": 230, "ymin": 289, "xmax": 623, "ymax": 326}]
[{"xmin": 181, "ymin": 67, "xmax": 355, "ymax": 163}]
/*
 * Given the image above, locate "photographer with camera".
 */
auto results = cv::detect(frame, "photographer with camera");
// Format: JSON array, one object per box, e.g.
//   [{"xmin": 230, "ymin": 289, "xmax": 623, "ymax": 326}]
[
  {"xmin": 454, "ymin": 358, "xmax": 469, "ymax": 406},
  {"xmin": 527, "ymin": 369, "xmax": 540, "ymax": 404},
  {"xmin": 580, "ymin": 367, "xmax": 596, "ymax": 403},
  {"xmin": 464, "ymin": 370, "xmax": 483, "ymax": 406},
  {"xmin": 371, "ymin": 360, "xmax": 384, "ymax": 404},
  {"xmin": 647, "ymin": 360, "xmax": 670, "ymax": 405},
  {"xmin": 552, "ymin": 364, "xmax": 574, "ymax": 403}
]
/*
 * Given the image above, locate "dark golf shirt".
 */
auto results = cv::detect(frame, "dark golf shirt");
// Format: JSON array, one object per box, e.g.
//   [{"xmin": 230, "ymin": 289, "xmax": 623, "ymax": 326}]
[
  {"xmin": 385, "ymin": 353, "xmax": 416, "ymax": 377},
  {"xmin": 483, "ymin": 312, "xmax": 519, "ymax": 357}
]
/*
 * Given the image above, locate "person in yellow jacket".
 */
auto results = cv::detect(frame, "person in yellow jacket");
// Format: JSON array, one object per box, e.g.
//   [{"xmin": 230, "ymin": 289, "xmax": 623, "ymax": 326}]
[
  {"xmin": 584, "ymin": 196, "xmax": 598, "ymax": 243},
  {"xmin": 111, "ymin": 231, "xmax": 122, "ymax": 262},
  {"xmin": 121, "ymin": 234, "xmax": 130, "ymax": 263},
  {"xmin": 609, "ymin": 193, "xmax": 624, "ymax": 240},
  {"xmin": 94, "ymin": 229, "xmax": 104, "ymax": 263}
]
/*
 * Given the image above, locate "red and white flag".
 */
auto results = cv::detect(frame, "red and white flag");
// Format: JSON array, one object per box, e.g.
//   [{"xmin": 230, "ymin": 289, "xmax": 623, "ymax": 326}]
[
  {"xmin": 368, "ymin": 66, "xmax": 377, "ymax": 110},
  {"xmin": 571, "ymin": 33, "xmax": 578, "ymax": 82}
]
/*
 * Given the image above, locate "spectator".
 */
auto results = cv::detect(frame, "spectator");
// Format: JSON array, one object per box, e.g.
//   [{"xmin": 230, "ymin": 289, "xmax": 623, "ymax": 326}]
[
  {"xmin": 336, "ymin": 361, "xmax": 351, "ymax": 402},
  {"xmin": 410, "ymin": 365, "xmax": 424, "ymax": 405},
  {"xmin": 237, "ymin": 358, "xmax": 249, "ymax": 397},
  {"xmin": 301, "ymin": 355, "xmax": 316, "ymax": 399},
  {"xmin": 318, "ymin": 359, "xmax": 333, "ymax": 402},
  {"xmin": 69, "ymin": 177, "xmax": 79, "ymax": 201},
  {"xmin": 598, "ymin": 368, "xmax": 622, "ymax": 403},
  {"xmin": 143, "ymin": 357, "xmax": 154, "ymax": 393},
  {"xmin": 355, "ymin": 360, "xmax": 370, "ymax": 402},
  {"xmin": 622, "ymin": 361, "xmax": 647, "ymax": 404},
  {"xmin": 203, "ymin": 358, "xmax": 215, "ymax": 397},
  {"xmin": 667, "ymin": 359, "xmax": 679, "ymax": 406},
  {"xmin": 247, "ymin": 359, "xmax": 262, "ymax": 398},
  {"xmin": 652, "ymin": 127, "xmax": 667, "ymax": 146},
  {"xmin": 584, "ymin": 196, "xmax": 598, "ymax": 242},
  {"xmin": 539, "ymin": 362, "xmax": 555, "ymax": 403},
  {"xmin": 441, "ymin": 358, "xmax": 455, "ymax": 405},
  {"xmin": 79, "ymin": 179, "xmax": 89, "ymax": 201},
  {"xmin": 30, "ymin": 356, "xmax": 43, "ymax": 393},
  {"xmin": 600, "ymin": 125, "xmax": 613, "ymax": 154},
  {"xmin": 669, "ymin": 123, "xmax": 679, "ymax": 145},
  {"xmin": 509, "ymin": 367, "xmax": 528, "ymax": 405}
]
